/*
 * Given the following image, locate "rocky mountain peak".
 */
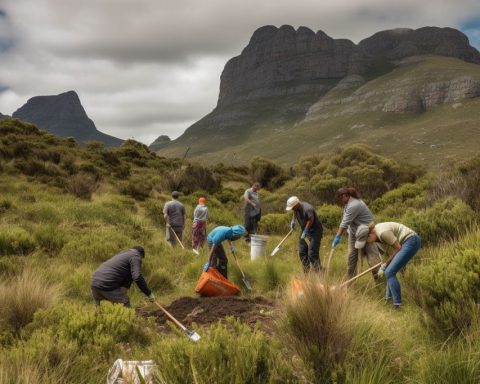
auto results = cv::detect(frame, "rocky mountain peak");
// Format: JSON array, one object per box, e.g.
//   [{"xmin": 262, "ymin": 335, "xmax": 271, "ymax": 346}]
[{"xmin": 12, "ymin": 91, "xmax": 122, "ymax": 146}]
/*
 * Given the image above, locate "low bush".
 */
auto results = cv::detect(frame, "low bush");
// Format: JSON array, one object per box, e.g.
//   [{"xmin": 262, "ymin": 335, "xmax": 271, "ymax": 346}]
[
  {"xmin": 401, "ymin": 197, "xmax": 475, "ymax": 245},
  {"xmin": 0, "ymin": 226, "xmax": 36, "ymax": 255},
  {"xmin": 316, "ymin": 204, "xmax": 343, "ymax": 232},
  {"xmin": 250, "ymin": 156, "xmax": 289, "ymax": 190},
  {"xmin": 34, "ymin": 224, "xmax": 66, "ymax": 255},
  {"xmin": 119, "ymin": 176, "xmax": 153, "ymax": 201},
  {"xmin": 151, "ymin": 317, "xmax": 295, "ymax": 383},
  {"xmin": 260, "ymin": 213, "xmax": 289, "ymax": 234},
  {"xmin": 408, "ymin": 229, "xmax": 480, "ymax": 334}
]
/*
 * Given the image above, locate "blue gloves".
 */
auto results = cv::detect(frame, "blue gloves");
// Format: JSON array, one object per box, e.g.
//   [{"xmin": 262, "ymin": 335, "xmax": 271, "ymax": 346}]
[
  {"xmin": 230, "ymin": 244, "xmax": 235, "ymax": 253},
  {"xmin": 378, "ymin": 263, "xmax": 386, "ymax": 278},
  {"xmin": 290, "ymin": 219, "xmax": 295, "ymax": 229},
  {"xmin": 203, "ymin": 261, "xmax": 210, "ymax": 272},
  {"xmin": 301, "ymin": 228, "xmax": 309, "ymax": 239},
  {"xmin": 332, "ymin": 234, "xmax": 341, "ymax": 247}
]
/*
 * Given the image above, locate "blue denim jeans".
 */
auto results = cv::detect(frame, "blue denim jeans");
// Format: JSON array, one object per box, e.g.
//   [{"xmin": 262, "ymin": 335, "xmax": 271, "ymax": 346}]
[
  {"xmin": 385, "ymin": 234, "xmax": 421, "ymax": 305},
  {"xmin": 299, "ymin": 228, "xmax": 323, "ymax": 273}
]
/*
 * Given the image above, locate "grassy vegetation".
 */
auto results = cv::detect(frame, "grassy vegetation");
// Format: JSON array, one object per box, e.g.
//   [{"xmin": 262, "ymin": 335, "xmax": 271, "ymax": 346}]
[{"xmin": 0, "ymin": 118, "xmax": 479, "ymax": 382}]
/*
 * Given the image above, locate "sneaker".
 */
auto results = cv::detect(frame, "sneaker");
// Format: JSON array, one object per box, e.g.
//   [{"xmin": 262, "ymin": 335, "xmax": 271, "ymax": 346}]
[{"xmin": 393, "ymin": 304, "xmax": 401, "ymax": 310}]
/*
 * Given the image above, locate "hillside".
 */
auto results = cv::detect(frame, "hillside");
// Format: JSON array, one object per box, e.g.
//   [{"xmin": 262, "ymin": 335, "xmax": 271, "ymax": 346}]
[
  {"xmin": 0, "ymin": 117, "xmax": 480, "ymax": 382},
  {"xmin": 156, "ymin": 27, "xmax": 480, "ymax": 168}
]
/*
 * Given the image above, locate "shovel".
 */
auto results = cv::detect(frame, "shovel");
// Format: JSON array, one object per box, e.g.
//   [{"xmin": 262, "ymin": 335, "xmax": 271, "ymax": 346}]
[
  {"xmin": 154, "ymin": 301, "xmax": 201, "ymax": 342},
  {"xmin": 231, "ymin": 249, "xmax": 252, "ymax": 290},
  {"xmin": 334, "ymin": 262, "xmax": 382, "ymax": 289},
  {"xmin": 270, "ymin": 229, "xmax": 293, "ymax": 256},
  {"xmin": 170, "ymin": 227, "xmax": 199, "ymax": 256}
]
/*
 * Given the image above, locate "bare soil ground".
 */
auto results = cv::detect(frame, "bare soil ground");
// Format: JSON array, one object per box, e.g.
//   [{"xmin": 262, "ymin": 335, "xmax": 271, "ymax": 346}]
[{"xmin": 138, "ymin": 296, "xmax": 277, "ymax": 333}]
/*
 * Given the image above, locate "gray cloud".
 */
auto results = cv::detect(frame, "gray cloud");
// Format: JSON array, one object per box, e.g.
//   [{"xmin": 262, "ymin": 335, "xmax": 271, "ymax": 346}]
[{"xmin": 0, "ymin": 0, "xmax": 479, "ymax": 143}]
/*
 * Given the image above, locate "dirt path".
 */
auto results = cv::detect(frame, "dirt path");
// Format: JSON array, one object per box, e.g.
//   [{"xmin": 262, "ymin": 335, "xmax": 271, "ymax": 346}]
[{"xmin": 138, "ymin": 296, "xmax": 277, "ymax": 333}]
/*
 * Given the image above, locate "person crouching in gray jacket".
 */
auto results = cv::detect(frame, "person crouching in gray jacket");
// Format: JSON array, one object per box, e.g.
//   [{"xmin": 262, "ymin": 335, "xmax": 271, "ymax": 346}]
[{"xmin": 90, "ymin": 246, "xmax": 155, "ymax": 307}]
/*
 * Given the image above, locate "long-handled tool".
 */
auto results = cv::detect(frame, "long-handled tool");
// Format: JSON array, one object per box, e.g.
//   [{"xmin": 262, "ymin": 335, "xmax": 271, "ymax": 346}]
[
  {"xmin": 270, "ymin": 229, "xmax": 293, "ymax": 256},
  {"xmin": 170, "ymin": 227, "xmax": 185, "ymax": 249},
  {"xmin": 154, "ymin": 301, "xmax": 201, "ymax": 342},
  {"xmin": 231, "ymin": 249, "xmax": 252, "ymax": 290},
  {"xmin": 336, "ymin": 262, "xmax": 382, "ymax": 289},
  {"xmin": 325, "ymin": 247, "xmax": 335, "ymax": 276}
]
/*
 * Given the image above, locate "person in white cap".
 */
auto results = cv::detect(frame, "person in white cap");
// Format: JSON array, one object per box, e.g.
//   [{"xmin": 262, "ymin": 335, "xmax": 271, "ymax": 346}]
[
  {"xmin": 286, "ymin": 196, "xmax": 323, "ymax": 273},
  {"xmin": 355, "ymin": 222, "xmax": 421, "ymax": 309}
]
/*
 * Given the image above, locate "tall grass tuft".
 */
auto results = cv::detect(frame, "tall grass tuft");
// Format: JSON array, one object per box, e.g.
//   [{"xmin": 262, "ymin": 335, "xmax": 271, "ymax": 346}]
[
  {"xmin": 0, "ymin": 269, "xmax": 60, "ymax": 333},
  {"xmin": 281, "ymin": 275, "xmax": 352, "ymax": 383}
]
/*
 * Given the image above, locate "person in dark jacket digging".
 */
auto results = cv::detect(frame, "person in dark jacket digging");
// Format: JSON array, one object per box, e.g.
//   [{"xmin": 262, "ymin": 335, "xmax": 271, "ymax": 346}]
[
  {"xmin": 90, "ymin": 246, "xmax": 154, "ymax": 307},
  {"xmin": 286, "ymin": 196, "xmax": 323, "ymax": 273},
  {"xmin": 203, "ymin": 225, "xmax": 247, "ymax": 279}
]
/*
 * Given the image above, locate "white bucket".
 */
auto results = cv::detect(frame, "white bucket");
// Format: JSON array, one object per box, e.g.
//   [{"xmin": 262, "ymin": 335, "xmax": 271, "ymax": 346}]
[{"xmin": 250, "ymin": 235, "xmax": 269, "ymax": 261}]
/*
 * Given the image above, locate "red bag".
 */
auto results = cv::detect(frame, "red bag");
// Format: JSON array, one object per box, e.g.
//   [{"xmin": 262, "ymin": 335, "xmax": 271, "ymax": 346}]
[{"xmin": 195, "ymin": 268, "xmax": 240, "ymax": 297}]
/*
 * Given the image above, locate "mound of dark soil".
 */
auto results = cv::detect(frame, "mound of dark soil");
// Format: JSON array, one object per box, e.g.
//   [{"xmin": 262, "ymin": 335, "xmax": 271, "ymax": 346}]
[{"xmin": 138, "ymin": 296, "xmax": 276, "ymax": 333}]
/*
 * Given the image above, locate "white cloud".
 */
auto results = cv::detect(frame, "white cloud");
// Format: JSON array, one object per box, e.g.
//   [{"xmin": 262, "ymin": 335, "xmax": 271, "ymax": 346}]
[{"xmin": 0, "ymin": 0, "xmax": 479, "ymax": 143}]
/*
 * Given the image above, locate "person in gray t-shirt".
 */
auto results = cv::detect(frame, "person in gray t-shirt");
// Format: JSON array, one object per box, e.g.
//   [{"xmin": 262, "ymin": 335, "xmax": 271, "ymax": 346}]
[
  {"xmin": 331, "ymin": 187, "xmax": 380, "ymax": 278},
  {"xmin": 243, "ymin": 182, "xmax": 261, "ymax": 242},
  {"xmin": 163, "ymin": 191, "xmax": 186, "ymax": 246},
  {"xmin": 192, "ymin": 196, "xmax": 209, "ymax": 250}
]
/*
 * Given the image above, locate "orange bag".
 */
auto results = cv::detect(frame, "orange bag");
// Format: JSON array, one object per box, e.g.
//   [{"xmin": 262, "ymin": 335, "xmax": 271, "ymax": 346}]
[{"xmin": 195, "ymin": 268, "xmax": 240, "ymax": 297}]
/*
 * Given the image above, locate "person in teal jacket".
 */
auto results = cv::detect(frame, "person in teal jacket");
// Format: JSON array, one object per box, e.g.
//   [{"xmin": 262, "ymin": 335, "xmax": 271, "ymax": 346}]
[{"xmin": 203, "ymin": 225, "xmax": 247, "ymax": 278}]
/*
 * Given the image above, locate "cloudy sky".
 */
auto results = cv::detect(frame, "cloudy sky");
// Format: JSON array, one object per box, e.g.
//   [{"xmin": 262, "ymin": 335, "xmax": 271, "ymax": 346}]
[{"xmin": 0, "ymin": 0, "xmax": 479, "ymax": 145}]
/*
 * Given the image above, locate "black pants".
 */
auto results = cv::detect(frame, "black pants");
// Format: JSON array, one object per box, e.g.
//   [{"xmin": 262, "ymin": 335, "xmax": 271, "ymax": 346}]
[
  {"xmin": 244, "ymin": 210, "xmax": 261, "ymax": 239},
  {"xmin": 299, "ymin": 228, "xmax": 323, "ymax": 273},
  {"xmin": 210, "ymin": 243, "xmax": 228, "ymax": 278}
]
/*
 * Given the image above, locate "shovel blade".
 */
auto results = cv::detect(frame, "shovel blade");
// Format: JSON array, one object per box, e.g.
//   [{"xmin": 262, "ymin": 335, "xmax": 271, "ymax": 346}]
[
  {"xmin": 270, "ymin": 246, "xmax": 280, "ymax": 257},
  {"xmin": 242, "ymin": 277, "xmax": 253, "ymax": 290},
  {"xmin": 187, "ymin": 330, "xmax": 201, "ymax": 342},
  {"xmin": 192, "ymin": 248, "xmax": 200, "ymax": 256}
]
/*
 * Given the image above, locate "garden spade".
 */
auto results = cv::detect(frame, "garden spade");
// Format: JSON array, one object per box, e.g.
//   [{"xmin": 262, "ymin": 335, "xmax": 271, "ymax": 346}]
[
  {"xmin": 170, "ymin": 227, "xmax": 185, "ymax": 249},
  {"xmin": 154, "ymin": 301, "xmax": 201, "ymax": 342},
  {"xmin": 270, "ymin": 229, "xmax": 293, "ymax": 256},
  {"xmin": 231, "ymin": 249, "xmax": 252, "ymax": 290}
]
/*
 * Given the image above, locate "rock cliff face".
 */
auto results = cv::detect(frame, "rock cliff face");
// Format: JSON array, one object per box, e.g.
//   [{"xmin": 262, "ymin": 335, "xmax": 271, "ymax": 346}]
[
  {"xmin": 12, "ymin": 91, "xmax": 122, "ymax": 146},
  {"xmin": 218, "ymin": 26, "xmax": 480, "ymax": 107}
]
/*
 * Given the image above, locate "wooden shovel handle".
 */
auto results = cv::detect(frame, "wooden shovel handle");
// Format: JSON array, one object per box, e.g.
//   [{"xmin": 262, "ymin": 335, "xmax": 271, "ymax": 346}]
[{"xmin": 339, "ymin": 262, "xmax": 382, "ymax": 288}]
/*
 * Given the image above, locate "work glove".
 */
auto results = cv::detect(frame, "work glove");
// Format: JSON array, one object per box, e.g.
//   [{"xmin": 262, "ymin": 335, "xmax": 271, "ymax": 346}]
[
  {"xmin": 332, "ymin": 234, "xmax": 341, "ymax": 247},
  {"xmin": 203, "ymin": 261, "xmax": 210, "ymax": 272},
  {"xmin": 230, "ymin": 244, "xmax": 236, "ymax": 254},
  {"xmin": 377, "ymin": 263, "xmax": 387, "ymax": 278},
  {"xmin": 301, "ymin": 228, "xmax": 309, "ymax": 239},
  {"xmin": 166, "ymin": 223, "xmax": 171, "ymax": 228},
  {"xmin": 290, "ymin": 219, "xmax": 295, "ymax": 230},
  {"xmin": 148, "ymin": 293, "xmax": 155, "ymax": 302}
]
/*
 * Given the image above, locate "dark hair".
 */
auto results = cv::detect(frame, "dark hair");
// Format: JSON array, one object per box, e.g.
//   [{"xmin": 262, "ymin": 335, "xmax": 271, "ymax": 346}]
[
  {"xmin": 132, "ymin": 245, "xmax": 145, "ymax": 257},
  {"xmin": 336, "ymin": 187, "xmax": 360, "ymax": 199},
  {"xmin": 253, "ymin": 182, "xmax": 261, "ymax": 189}
]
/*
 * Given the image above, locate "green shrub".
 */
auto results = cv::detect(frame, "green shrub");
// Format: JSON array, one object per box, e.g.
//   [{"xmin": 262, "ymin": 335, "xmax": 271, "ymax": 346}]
[
  {"xmin": 34, "ymin": 224, "xmax": 66, "ymax": 255},
  {"xmin": 151, "ymin": 317, "xmax": 295, "ymax": 383},
  {"xmin": 408, "ymin": 229, "xmax": 480, "ymax": 334},
  {"xmin": 316, "ymin": 204, "xmax": 343, "ymax": 232},
  {"xmin": 0, "ymin": 198, "xmax": 12, "ymax": 213},
  {"xmin": 250, "ymin": 156, "xmax": 288, "ymax": 190},
  {"xmin": 401, "ymin": 197, "xmax": 475, "ymax": 245},
  {"xmin": 119, "ymin": 176, "xmax": 153, "ymax": 201},
  {"xmin": 0, "ymin": 226, "xmax": 36, "ymax": 255},
  {"xmin": 260, "ymin": 213, "xmax": 289, "ymax": 234}
]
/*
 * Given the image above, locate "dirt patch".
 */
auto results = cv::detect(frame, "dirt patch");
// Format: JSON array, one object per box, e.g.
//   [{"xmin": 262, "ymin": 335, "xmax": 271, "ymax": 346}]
[{"xmin": 138, "ymin": 296, "xmax": 277, "ymax": 333}]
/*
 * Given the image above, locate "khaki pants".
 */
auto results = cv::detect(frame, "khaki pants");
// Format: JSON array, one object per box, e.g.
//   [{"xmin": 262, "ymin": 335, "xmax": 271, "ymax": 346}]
[{"xmin": 347, "ymin": 232, "xmax": 381, "ymax": 278}]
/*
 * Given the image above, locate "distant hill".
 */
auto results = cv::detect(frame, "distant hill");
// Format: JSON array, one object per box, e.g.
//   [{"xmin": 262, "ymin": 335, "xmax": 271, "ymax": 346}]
[
  {"xmin": 156, "ymin": 26, "xmax": 480, "ymax": 168},
  {"xmin": 149, "ymin": 135, "xmax": 171, "ymax": 151},
  {"xmin": 12, "ymin": 91, "xmax": 123, "ymax": 147}
]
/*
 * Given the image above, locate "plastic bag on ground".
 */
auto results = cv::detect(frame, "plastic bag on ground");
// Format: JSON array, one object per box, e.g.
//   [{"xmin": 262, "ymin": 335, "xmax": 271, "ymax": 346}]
[{"xmin": 106, "ymin": 359, "xmax": 156, "ymax": 384}]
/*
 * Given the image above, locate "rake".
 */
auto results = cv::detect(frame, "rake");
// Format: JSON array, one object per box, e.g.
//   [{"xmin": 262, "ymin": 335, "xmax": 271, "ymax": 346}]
[{"xmin": 154, "ymin": 301, "xmax": 201, "ymax": 342}]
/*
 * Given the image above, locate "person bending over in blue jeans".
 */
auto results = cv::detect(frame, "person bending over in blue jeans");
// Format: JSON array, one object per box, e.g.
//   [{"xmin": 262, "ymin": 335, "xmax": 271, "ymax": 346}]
[{"xmin": 354, "ymin": 222, "xmax": 421, "ymax": 309}]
